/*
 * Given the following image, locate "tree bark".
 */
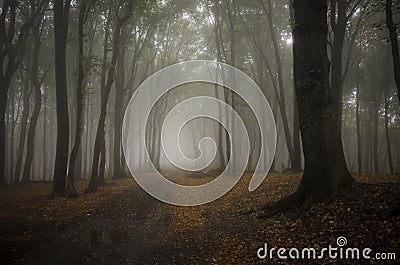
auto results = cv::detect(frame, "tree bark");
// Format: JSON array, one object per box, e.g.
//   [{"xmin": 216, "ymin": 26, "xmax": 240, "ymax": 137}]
[
  {"xmin": 356, "ymin": 62, "xmax": 362, "ymax": 173},
  {"xmin": 384, "ymin": 48, "xmax": 394, "ymax": 173},
  {"xmin": 0, "ymin": 0, "xmax": 45, "ymax": 185},
  {"xmin": 52, "ymin": 0, "xmax": 72, "ymax": 197},
  {"xmin": 66, "ymin": 1, "xmax": 90, "ymax": 198},
  {"xmin": 330, "ymin": 0, "xmax": 348, "ymax": 129},
  {"xmin": 87, "ymin": 1, "xmax": 135, "ymax": 193},
  {"xmin": 22, "ymin": 6, "xmax": 46, "ymax": 184},
  {"xmin": 386, "ymin": 0, "xmax": 400, "ymax": 105},
  {"xmin": 373, "ymin": 93, "xmax": 381, "ymax": 173},
  {"xmin": 262, "ymin": 0, "xmax": 296, "ymax": 170},
  {"xmin": 113, "ymin": 25, "xmax": 128, "ymax": 179},
  {"xmin": 14, "ymin": 75, "xmax": 31, "ymax": 182},
  {"xmin": 273, "ymin": 0, "xmax": 354, "ymax": 212}
]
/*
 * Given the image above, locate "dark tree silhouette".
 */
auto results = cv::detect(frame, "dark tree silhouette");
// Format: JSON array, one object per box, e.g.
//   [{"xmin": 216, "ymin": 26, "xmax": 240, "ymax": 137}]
[
  {"xmin": 86, "ymin": 0, "xmax": 136, "ymax": 193},
  {"xmin": 262, "ymin": 0, "xmax": 354, "ymax": 218},
  {"xmin": 22, "ymin": 2, "xmax": 49, "ymax": 184},
  {"xmin": 53, "ymin": 0, "xmax": 72, "ymax": 197},
  {"xmin": 66, "ymin": 0, "xmax": 93, "ymax": 199},
  {"xmin": 0, "ymin": 0, "xmax": 48, "ymax": 185},
  {"xmin": 386, "ymin": 0, "xmax": 400, "ymax": 216},
  {"xmin": 386, "ymin": 0, "xmax": 400, "ymax": 104}
]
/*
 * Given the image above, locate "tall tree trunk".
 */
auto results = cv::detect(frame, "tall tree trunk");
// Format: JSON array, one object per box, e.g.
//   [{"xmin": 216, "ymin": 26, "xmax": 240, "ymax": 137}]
[
  {"xmin": 289, "ymin": 0, "xmax": 302, "ymax": 172},
  {"xmin": 0, "ymin": 84, "xmax": 9, "ymax": 185},
  {"xmin": 9, "ymin": 86, "xmax": 16, "ymax": 183},
  {"xmin": 22, "ymin": 9, "xmax": 46, "ymax": 184},
  {"xmin": 66, "ymin": 1, "xmax": 89, "ymax": 198},
  {"xmin": 43, "ymin": 91, "xmax": 48, "ymax": 181},
  {"xmin": 274, "ymin": 0, "xmax": 354, "ymax": 211},
  {"xmin": 87, "ymin": 1, "xmax": 135, "ymax": 193},
  {"xmin": 373, "ymin": 96, "xmax": 380, "ymax": 173},
  {"xmin": 15, "ymin": 76, "xmax": 31, "ymax": 182},
  {"xmin": 113, "ymin": 26, "xmax": 128, "ymax": 179},
  {"xmin": 356, "ymin": 62, "xmax": 362, "ymax": 173},
  {"xmin": 262, "ymin": 0, "xmax": 296, "ymax": 170},
  {"xmin": 384, "ymin": 48, "xmax": 394, "ymax": 173},
  {"xmin": 0, "ymin": 0, "xmax": 48, "ymax": 185},
  {"xmin": 330, "ymin": 0, "xmax": 348, "ymax": 129},
  {"xmin": 366, "ymin": 106, "xmax": 373, "ymax": 173},
  {"xmin": 0, "ymin": 1, "xmax": 20, "ymax": 185},
  {"xmin": 386, "ymin": 0, "xmax": 400, "ymax": 105},
  {"xmin": 213, "ymin": 0, "xmax": 226, "ymax": 169},
  {"xmin": 292, "ymin": 89, "xmax": 302, "ymax": 171},
  {"xmin": 52, "ymin": 0, "xmax": 71, "ymax": 197},
  {"xmin": 97, "ymin": 8, "xmax": 111, "ymax": 182}
]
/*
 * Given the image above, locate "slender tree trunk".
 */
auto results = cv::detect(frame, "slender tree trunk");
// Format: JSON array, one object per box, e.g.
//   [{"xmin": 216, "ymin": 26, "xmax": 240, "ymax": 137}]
[
  {"xmin": 0, "ymin": 1, "xmax": 17, "ymax": 185},
  {"xmin": 263, "ymin": 0, "xmax": 296, "ymax": 170},
  {"xmin": 113, "ymin": 27, "xmax": 128, "ymax": 179},
  {"xmin": 97, "ymin": 8, "xmax": 111, "ymax": 182},
  {"xmin": 15, "ymin": 77, "xmax": 31, "ymax": 182},
  {"xmin": 386, "ymin": 0, "xmax": 400, "ymax": 105},
  {"xmin": 330, "ymin": 0, "xmax": 348, "ymax": 129},
  {"xmin": 213, "ymin": 0, "xmax": 226, "ymax": 169},
  {"xmin": 43, "ymin": 91, "xmax": 47, "ymax": 181},
  {"xmin": 84, "ymin": 98, "xmax": 91, "ymax": 178},
  {"xmin": 87, "ymin": 1, "xmax": 135, "ymax": 193},
  {"xmin": 384, "ymin": 49, "xmax": 394, "ymax": 173},
  {"xmin": 66, "ymin": 2, "xmax": 89, "ymax": 198},
  {"xmin": 289, "ymin": 0, "xmax": 302, "ymax": 172},
  {"xmin": 356, "ymin": 62, "xmax": 362, "ymax": 173},
  {"xmin": 52, "ymin": 0, "xmax": 71, "ymax": 197},
  {"xmin": 373, "ymin": 96, "xmax": 380, "ymax": 173},
  {"xmin": 22, "ymin": 13, "xmax": 45, "ymax": 184},
  {"xmin": 9, "ymin": 86, "xmax": 16, "ymax": 183},
  {"xmin": 366, "ymin": 106, "xmax": 373, "ymax": 173}
]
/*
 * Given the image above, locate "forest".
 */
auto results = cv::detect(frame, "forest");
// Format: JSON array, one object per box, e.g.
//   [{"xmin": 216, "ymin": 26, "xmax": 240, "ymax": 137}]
[{"xmin": 0, "ymin": 0, "xmax": 399, "ymax": 264}]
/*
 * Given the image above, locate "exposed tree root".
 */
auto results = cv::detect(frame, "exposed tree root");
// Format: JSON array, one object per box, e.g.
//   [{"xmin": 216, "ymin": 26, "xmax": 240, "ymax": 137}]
[
  {"xmin": 85, "ymin": 176, "xmax": 106, "ymax": 194},
  {"xmin": 66, "ymin": 186, "xmax": 79, "ymax": 199},
  {"xmin": 257, "ymin": 171, "xmax": 355, "ymax": 221}
]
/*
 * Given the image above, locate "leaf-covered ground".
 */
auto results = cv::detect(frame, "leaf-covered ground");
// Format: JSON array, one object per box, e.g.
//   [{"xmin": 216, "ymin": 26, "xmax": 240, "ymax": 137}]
[{"xmin": 0, "ymin": 174, "xmax": 399, "ymax": 264}]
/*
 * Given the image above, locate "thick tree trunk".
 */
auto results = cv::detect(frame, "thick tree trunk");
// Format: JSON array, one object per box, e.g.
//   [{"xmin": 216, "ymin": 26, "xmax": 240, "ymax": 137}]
[
  {"xmin": 286, "ymin": 0, "xmax": 354, "ymax": 208},
  {"xmin": 52, "ymin": 0, "xmax": 71, "ymax": 197}
]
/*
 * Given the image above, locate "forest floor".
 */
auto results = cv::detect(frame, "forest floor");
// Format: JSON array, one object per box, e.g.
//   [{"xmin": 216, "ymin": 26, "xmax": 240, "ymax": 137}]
[{"xmin": 0, "ymin": 174, "xmax": 399, "ymax": 264}]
